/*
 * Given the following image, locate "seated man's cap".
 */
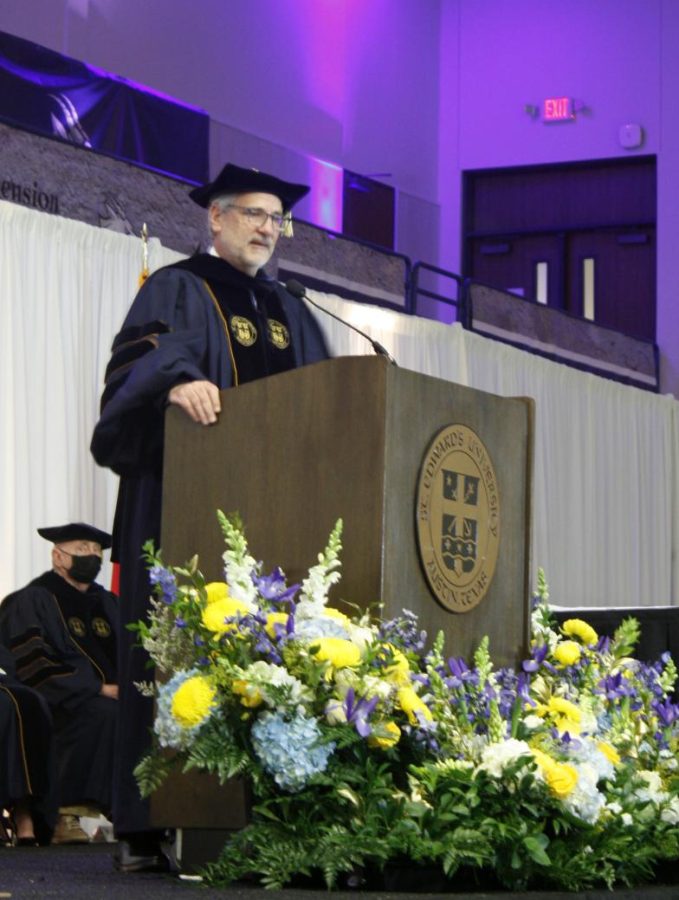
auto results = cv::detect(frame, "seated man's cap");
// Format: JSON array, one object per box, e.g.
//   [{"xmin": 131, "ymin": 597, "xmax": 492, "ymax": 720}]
[
  {"xmin": 37, "ymin": 523, "xmax": 112, "ymax": 550},
  {"xmin": 189, "ymin": 163, "xmax": 309, "ymax": 212}
]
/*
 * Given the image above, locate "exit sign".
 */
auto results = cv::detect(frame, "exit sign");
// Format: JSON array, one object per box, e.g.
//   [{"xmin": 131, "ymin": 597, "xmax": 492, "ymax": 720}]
[{"xmin": 543, "ymin": 97, "xmax": 575, "ymax": 122}]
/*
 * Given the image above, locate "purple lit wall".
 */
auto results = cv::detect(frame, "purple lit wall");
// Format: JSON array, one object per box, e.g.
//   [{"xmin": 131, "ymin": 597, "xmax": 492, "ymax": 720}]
[
  {"xmin": 306, "ymin": 158, "xmax": 343, "ymax": 232},
  {"xmin": 3, "ymin": 0, "xmax": 679, "ymax": 395},
  {"xmin": 2, "ymin": 0, "xmax": 439, "ymax": 248}
]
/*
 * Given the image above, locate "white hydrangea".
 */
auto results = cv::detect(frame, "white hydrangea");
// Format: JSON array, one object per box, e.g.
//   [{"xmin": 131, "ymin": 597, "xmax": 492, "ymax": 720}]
[
  {"xmin": 659, "ymin": 748, "xmax": 679, "ymax": 771},
  {"xmin": 334, "ymin": 669, "xmax": 394, "ymax": 703},
  {"xmin": 522, "ymin": 714, "xmax": 544, "ymax": 731},
  {"xmin": 660, "ymin": 796, "xmax": 679, "ymax": 825},
  {"xmin": 479, "ymin": 739, "xmax": 532, "ymax": 778},
  {"xmin": 635, "ymin": 770, "xmax": 666, "ymax": 804},
  {"xmin": 345, "ymin": 622, "xmax": 376, "ymax": 653},
  {"xmin": 241, "ymin": 660, "xmax": 311, "ymax": 710}
]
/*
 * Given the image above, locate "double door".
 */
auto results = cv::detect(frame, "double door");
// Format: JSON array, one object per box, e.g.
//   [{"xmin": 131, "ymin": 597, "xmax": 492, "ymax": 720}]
[{"xmin": 464, "ymin": 158, "xmax": 656, "ymax": 341}]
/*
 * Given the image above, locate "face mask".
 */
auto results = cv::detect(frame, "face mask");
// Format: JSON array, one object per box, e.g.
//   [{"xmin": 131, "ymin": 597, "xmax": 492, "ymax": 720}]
[{"xmin": 62, "ymin": 551, "xmax": 102, "ymax": 584}]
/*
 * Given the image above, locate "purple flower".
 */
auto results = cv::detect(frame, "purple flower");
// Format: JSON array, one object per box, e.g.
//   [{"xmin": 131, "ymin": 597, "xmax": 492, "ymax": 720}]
[
  {"xmin": 517, "ymin": 672, "xmax": 533, "ymax": 703},
  {"xmin": 236, "ymin": 612, "xmax": 284, "ymax": 664},
  {"xmin": 598, "ymin": 672, "xmax": 635, "ymax": 701},
  {"xmin": 175, "ymin": 617, "xmax": 187, "ymax": 629},
  {"xmin": 148, "ymin": 565, "xmax": 178, "ymax": 604},
  {"xmin": 595, "ymin": 635, "xmax": 612, "ymax": 654},
  {"xmin": 342, "ymin": 688, "xmax": 379, "ymax": 738},
  {"xmin": 653, "ymin": 697, "xmax": 679, "ymax": 727},
  {"xmin": 379, "ymin": 610, "xmax": 427, "ymax": 654},
  {"xmin": 253, "ymin": 567, "xmax": 299, "ymax": 604},
  {"xmin": 522, "ymin": 644, "xmax": 549, "ymax": 673},
  {"xmin": 447, "ymin": 656, "xmax": 475, "ymax": 688}
]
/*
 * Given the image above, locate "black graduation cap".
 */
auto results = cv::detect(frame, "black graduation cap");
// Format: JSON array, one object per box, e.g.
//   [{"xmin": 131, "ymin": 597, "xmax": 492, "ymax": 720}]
[
  {"xmin": 189, "ymin": 163, "xmax": 309, "ymax": 212},
  {"xmin": 37, "ymin": 522, "xmax": 112, "ymax": 550}
]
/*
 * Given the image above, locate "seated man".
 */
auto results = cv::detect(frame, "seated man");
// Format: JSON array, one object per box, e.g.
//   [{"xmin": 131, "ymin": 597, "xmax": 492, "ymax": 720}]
[
  {"xmin": 0, "ymin": 523, "xmax": 118, "ymax": 844},
  {"xmin": 0, "ymin": 644, "xmax": 57, "ymax": 845}
]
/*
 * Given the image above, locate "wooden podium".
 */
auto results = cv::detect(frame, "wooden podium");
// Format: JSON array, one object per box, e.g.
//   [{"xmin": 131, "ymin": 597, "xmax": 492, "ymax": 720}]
[{"xmin": 151, "ymin": 356, "xmax": 534, "ymax": 841}]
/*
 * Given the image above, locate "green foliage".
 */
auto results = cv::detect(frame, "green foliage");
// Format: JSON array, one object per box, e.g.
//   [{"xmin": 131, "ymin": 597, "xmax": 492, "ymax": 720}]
[
  {"xmin": 610, "ymin": 616, "xmax": 641, "ymax": 659},
  {"xmin": 133, "ymin": 752, "xmax": 174, "ymax": 798},
  {"xmin": 182, "ymin": 715, "xmax": 252, "ymax": 784}
]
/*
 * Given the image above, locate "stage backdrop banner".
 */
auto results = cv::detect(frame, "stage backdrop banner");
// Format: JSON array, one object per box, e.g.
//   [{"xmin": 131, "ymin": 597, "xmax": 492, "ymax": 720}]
[
  {"xmin": 0, "ymin": 30, "xmax": 209, "ymax": 183},
  {"xmin": 0, "ymin": 199, "xmax": 678, "ymax": 614}
]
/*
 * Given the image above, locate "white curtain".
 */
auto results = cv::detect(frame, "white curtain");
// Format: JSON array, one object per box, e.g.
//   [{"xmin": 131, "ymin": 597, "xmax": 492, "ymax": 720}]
[
  {"xmin": 1, "ymin": 200, "xmax": 678, "ymax": 611},
  {"xmin": 0, "ymin": 200, "xmax": 182, "ymax": 594}
]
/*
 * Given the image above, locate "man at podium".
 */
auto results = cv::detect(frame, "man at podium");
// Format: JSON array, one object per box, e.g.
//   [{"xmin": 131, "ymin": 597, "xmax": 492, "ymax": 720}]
[{"xmin": 91, "ymin": 163, "xmax": 329, "ymax": 871}]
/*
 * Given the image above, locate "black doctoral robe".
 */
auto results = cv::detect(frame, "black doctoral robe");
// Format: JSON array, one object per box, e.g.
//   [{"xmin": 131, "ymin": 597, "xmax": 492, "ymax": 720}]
[
  {"xmin": 90, "ymin": 254, "xmax": 330, "ymax": 835},
  {"xmin": 0, "ymin": 645, "xmax": 58, "ymax": 843},
  {"xmin": 0, "ymin": 572, "xmax": 118, "ymax": 813}
]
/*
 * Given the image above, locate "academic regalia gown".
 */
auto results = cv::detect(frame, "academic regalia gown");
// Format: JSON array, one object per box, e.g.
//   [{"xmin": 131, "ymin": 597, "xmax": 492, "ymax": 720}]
[
  {"xmin": 0, "ymin": 572, "xmax": 118, "ymax": 813},
  {"xmin": 90, "ymin": 254, "xmax": 330, "ymax": 835},
  {"xmin": 0, "ymin": 645, "xmax": 58, "ymax": 843}
]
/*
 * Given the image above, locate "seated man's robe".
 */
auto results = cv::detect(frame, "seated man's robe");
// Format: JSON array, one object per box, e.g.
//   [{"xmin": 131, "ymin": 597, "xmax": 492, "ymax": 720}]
[
  {"xmin": 0, "ymin": 571, "xmax": 118, "ymax": 814},
  {"xmin": 0, "ymin": 644, "xmax": 58, "ymax": 843}
]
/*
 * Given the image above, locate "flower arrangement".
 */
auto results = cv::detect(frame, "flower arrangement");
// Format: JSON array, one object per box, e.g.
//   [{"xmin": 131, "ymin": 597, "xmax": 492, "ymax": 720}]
[{"xmin": 134, "ymin": 513, "xmax": 679, "ymax": 892}]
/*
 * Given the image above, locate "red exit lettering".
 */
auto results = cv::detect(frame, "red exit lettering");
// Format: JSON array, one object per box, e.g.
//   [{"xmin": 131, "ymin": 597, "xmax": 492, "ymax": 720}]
[{"xmin": 543, "ymin": 97, "xmax": 574, "ymax": 122}]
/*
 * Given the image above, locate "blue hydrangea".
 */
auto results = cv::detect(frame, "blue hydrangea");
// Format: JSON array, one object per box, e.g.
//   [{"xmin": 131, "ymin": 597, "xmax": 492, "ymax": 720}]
[
  {"xmin": 154, "ymin": 669, "xmax": 203, "ymax": 749},
  {"xmin": 250, "ymin": 711, "xmax": 335, "ymax": 791},
  {"xmin": 294, "ymin": 616, "xmax": 349, "ymax": 640},
  {"xmin": 566, "ymin": 737, "xmax": 616, "ymax": 783}
]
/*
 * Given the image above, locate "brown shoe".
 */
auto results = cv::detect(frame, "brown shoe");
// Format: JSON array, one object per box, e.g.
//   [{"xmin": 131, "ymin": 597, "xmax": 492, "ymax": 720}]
[{"xmin": 52, "ymin": 814, "xmax": 90, "ymax": 845}]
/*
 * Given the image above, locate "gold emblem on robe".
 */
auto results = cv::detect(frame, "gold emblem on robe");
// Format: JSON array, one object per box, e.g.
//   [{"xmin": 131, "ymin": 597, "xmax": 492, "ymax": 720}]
[
  {"xmin": 267, "ymin": 319, "xmax": 290, "ymax": 349},
  {"xmin": 230, "ymin": 316, "xmax": 258, "ymax": 347},
  {"xmin": 92, "ymin": 617, "xmax": 112, "ymax": 638},
  {"xmin": 68, "ymin": 617, "xmax": 86, "ymax": 637}
]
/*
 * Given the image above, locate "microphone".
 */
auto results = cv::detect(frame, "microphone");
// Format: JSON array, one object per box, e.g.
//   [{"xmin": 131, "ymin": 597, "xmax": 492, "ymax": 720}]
[{"xmin": 284, "ymin": 279, "xmax": 398, "ymax": 365}]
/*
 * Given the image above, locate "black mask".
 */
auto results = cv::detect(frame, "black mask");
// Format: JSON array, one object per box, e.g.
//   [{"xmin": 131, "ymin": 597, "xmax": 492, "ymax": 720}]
[{"xmin": 64, "ymin": 552, "xmax": 102, "ymax": 584}]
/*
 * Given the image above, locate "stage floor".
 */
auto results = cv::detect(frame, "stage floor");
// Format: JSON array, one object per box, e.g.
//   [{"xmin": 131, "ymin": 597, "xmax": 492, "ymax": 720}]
[{"xmin": 0, "ymin": 843, "xmax": 677, "ymax": 899}]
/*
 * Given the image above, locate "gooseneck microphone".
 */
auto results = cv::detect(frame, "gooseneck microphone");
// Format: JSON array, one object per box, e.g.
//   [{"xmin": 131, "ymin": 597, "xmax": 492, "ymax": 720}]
[{"xmin": 284, "ymin": 279, "xmax": 398, "ymax": 366}]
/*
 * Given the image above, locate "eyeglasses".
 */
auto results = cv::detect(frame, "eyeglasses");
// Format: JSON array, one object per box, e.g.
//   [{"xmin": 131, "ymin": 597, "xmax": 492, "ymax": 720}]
[{"xmin": 224, "ymin": 204, "xmax": 291, "ymax": 233}]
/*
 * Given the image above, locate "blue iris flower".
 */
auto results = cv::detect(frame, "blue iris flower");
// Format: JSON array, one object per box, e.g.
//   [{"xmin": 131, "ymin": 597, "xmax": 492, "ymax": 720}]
[
  {"xmin": 253, "ymin": 567, "xmax": 300, "ymax": 604},
  {"xmin": 342, "ymin": 688, "xmax": 379, "ymax": 738}
]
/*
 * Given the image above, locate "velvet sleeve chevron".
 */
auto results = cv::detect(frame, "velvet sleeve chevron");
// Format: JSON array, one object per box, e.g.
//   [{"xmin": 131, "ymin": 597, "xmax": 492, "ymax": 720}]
[
  {"xmin": 0, "ymin": 588, "xmax": 105, "ymax": 711},
  {"xmin": 99, "ymin": 320, "xmax": 170, "ymax": 410},
  {"xmin": 91, "ymin": 319, "xmax": 173, "ymax": 476},
  {"xmin": 91, "ymin": 267, "xmax": 230, "ymax": 476}
]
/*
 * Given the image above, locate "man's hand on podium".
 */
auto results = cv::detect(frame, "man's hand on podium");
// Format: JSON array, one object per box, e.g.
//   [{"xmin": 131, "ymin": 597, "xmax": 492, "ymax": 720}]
[{"xmin": 168, "ymin": 380, "xmax": 221, "ymax": 425}]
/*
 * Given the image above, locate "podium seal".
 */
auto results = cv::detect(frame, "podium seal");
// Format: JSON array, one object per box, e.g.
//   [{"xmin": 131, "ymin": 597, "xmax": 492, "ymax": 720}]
[{"xmin": 416, "ymin": 424, "xmax": 500, "ymax": 613}]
